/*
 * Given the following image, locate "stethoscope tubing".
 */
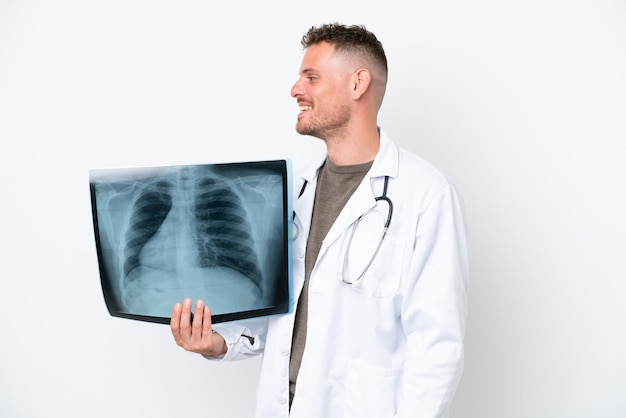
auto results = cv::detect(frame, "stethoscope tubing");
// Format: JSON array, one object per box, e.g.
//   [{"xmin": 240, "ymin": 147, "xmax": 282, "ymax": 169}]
[{"xmin": 291, "ymin": 176, "xmax": 392, "ymax": 255}]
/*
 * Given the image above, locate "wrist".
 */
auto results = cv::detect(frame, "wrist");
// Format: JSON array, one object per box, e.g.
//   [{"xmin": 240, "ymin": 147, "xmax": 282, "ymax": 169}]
[{"xmin": 211, "ymin": 331, "xmax": 228, "ymax": 357}]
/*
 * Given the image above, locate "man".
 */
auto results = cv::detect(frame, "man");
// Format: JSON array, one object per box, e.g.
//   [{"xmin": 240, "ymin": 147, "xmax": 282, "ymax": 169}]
[{"xmin": 171, "ymin": 23, "xmax": 469, "ymax": 418}]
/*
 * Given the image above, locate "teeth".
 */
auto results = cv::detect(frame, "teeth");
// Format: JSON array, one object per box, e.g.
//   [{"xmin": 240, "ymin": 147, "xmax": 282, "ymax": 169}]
[{"xmin": 299, "ymin": 105, "xmax": 312, "ymax": 111}]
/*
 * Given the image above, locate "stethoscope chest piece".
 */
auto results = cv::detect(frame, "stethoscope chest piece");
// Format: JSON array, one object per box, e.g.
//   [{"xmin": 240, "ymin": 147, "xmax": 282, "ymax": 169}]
[{"xmin": 291, "ymin": 180, "xmax": 308, "ymax": 241}]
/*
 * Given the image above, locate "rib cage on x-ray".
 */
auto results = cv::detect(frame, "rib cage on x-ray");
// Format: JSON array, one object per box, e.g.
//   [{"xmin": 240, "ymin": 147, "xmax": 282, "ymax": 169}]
[
  {"xmin": 90, "ymin": 162, "xmax": 289, "ymax": 322},
  {"xmin": 193, "ymin": 177, "xmax": 263, "ymax": 287},
  {"xmin": 122, "ymin": 179, "xmax": 175, "ymax": 283},
  {"xmin": 121, "ymin": 174, "xmax": 263, "ymax": 289}
]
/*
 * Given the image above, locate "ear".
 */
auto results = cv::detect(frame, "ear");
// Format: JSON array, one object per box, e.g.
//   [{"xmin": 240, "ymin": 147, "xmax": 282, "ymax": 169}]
[{"xmin": 350, "ymin": 68, "xmax": 372, "ymax": 100}]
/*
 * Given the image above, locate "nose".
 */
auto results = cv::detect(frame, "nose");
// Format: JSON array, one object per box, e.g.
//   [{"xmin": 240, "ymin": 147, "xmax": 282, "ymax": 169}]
[{"xmin": 290, "ymin": 78, "xmax": 303, "ymax": 98}]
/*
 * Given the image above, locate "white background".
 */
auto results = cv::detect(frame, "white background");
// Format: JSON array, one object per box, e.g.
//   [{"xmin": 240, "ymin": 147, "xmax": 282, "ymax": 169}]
[{"xmin": 1, "ymin": 1, "xmax": 625, "ymax": 417}]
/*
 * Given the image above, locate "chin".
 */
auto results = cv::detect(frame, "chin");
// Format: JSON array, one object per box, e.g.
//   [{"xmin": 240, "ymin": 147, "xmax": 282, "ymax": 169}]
[{"xmin": 296, "ymin": 125, "xmax": 319, "ymax": 138}]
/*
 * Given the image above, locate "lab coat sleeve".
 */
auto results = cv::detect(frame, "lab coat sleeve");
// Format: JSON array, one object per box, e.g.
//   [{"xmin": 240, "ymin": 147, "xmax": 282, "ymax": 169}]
[
  {"xmin": 398, "ymin": 184, "xmax": 469, "ymax": 418},
  {"xmin": 205, "ymin": 317, "xmax": 268, "ymax": 361}
]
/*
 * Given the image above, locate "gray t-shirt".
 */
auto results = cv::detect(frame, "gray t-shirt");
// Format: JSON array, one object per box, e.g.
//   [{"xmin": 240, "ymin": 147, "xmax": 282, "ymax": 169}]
[{"xmin": 289, "ymin": 157, "xmax": 373, "ymax": 404}]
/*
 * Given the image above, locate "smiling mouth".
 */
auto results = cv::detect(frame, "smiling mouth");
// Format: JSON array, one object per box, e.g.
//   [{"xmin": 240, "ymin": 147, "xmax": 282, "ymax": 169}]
[{"xmin": 299, "ymin": 105, "xmax": 312, "ymax": 111}]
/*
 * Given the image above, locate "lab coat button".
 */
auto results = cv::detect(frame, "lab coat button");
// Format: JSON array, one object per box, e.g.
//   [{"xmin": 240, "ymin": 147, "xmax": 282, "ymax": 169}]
[
  {"xmin": 280, "ymin": 348, "xmax": 290, "ymax": 357},
  {"xmin": 278, "ymin": 397, "xmax": 287, "ymax": 405}
]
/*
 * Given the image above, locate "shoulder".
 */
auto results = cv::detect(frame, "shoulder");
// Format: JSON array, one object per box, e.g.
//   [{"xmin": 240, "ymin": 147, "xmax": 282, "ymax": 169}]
[
  {"xmin": 377, "ymin": 132, "xmax": 465, "ymax": 218},
  {"xmin": 398, "ymin": 147, "xmax": 452, "ymax": 188},
  {"xmin": 378, "ymin": 128, "xmax": 455, "ymax": 193}
]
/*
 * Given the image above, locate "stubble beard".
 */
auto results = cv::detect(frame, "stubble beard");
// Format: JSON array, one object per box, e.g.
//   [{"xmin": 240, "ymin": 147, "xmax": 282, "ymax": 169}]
[{"xmin": 295, "ymin": 104, "xmax": 351, "ymax": 142}]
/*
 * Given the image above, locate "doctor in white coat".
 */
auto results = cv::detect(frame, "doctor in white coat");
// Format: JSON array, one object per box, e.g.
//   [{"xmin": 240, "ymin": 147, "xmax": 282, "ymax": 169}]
[{"xmin": 171, "ymin": 23, "xmax": 469, "ymax": 418}]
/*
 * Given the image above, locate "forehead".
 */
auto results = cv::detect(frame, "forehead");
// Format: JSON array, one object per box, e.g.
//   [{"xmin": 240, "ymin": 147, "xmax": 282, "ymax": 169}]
[{"xmin": 299, "ymin": 42, "xmax": 341, "ymax": 73}]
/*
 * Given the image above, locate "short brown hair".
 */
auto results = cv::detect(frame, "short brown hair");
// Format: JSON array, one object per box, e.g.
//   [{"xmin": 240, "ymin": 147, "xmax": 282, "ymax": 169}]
[{"xmin": 301, "ymin": 23, "xmax": 388, "ymax": 82}]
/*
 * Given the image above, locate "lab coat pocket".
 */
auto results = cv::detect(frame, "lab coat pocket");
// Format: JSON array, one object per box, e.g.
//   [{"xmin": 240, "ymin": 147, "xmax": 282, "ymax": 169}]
[{"xmin": 343, "ymin": 359, "xmax": 404, "ymax": 418}]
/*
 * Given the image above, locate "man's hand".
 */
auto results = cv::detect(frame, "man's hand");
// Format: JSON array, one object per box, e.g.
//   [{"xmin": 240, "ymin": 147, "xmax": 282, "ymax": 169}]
[{"xmin": 170, "ymin": 298, "xmax": 227, "ymax": 357}]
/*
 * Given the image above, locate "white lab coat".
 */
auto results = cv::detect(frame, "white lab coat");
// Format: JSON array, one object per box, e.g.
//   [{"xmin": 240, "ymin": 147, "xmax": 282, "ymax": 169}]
[{"xmin": 213, "ymin": 129, "xmax": 469, "ymax": 418}]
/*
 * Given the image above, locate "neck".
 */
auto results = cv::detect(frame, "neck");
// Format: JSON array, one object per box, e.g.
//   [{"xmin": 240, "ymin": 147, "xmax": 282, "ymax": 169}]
[{"xmin": 324, "ymin": 124, "xmax": 380, "ymax": 166}]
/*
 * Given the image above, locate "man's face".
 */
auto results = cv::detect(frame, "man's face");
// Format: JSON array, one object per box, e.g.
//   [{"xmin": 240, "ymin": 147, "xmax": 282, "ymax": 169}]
[{"xmin": 290, "ymin": 42, "xmax": 352, "ymax": 140}]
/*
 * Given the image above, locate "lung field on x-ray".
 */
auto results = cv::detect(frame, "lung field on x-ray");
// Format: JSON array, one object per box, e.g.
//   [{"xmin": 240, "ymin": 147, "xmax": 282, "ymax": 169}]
[
  {"xmin": 193, "ymin": 177, "xmax": 263, "ymax": 288},
  {"xmin": 123, "ymin": 179, "xmax": 175, "ymax": 283},
  {"xmin": 92, "ymin": 163, "xmax": 285, "ymax": 320}
]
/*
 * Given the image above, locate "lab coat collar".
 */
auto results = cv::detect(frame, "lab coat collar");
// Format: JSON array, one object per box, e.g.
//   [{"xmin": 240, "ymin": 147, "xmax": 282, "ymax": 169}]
[
  {"xmin": 298, "ymin": 128, "xmax": 399, "ymax": 184},
  {"xmin": 368, "ymin": 128, "xmax": 400, "ymax": 180},
  {"xmin": 294, "ymin": 128, "xmax": 399, "ymax": 248}
]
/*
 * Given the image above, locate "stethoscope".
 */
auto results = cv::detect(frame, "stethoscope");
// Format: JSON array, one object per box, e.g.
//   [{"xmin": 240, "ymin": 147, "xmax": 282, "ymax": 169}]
[{"xmin": 292, "ymin": 176, "xmax": 393, "ymax": 284}]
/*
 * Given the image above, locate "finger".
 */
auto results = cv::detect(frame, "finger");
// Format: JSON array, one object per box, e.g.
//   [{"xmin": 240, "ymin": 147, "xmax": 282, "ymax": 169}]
[
  {"xmin": 192, "ymin": 300, "xmax": 205, "ymax": 340},
  {"xmin": 180, "ymin": 298, "xmax": 193, "ymax": 338},
  {"xmin": 170, "ymin": 302, "xmax": 182, "ymax": 342},
  {"xmin": 202, "ymin": 305, "xmax": 213, "ymax": 341}
]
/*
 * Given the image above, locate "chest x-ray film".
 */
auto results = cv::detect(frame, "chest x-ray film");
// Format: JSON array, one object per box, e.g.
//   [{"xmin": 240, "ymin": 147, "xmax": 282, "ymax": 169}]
[{"xmin": 90, "ymin": 159, "xmax": 293, "ymax": 324}]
